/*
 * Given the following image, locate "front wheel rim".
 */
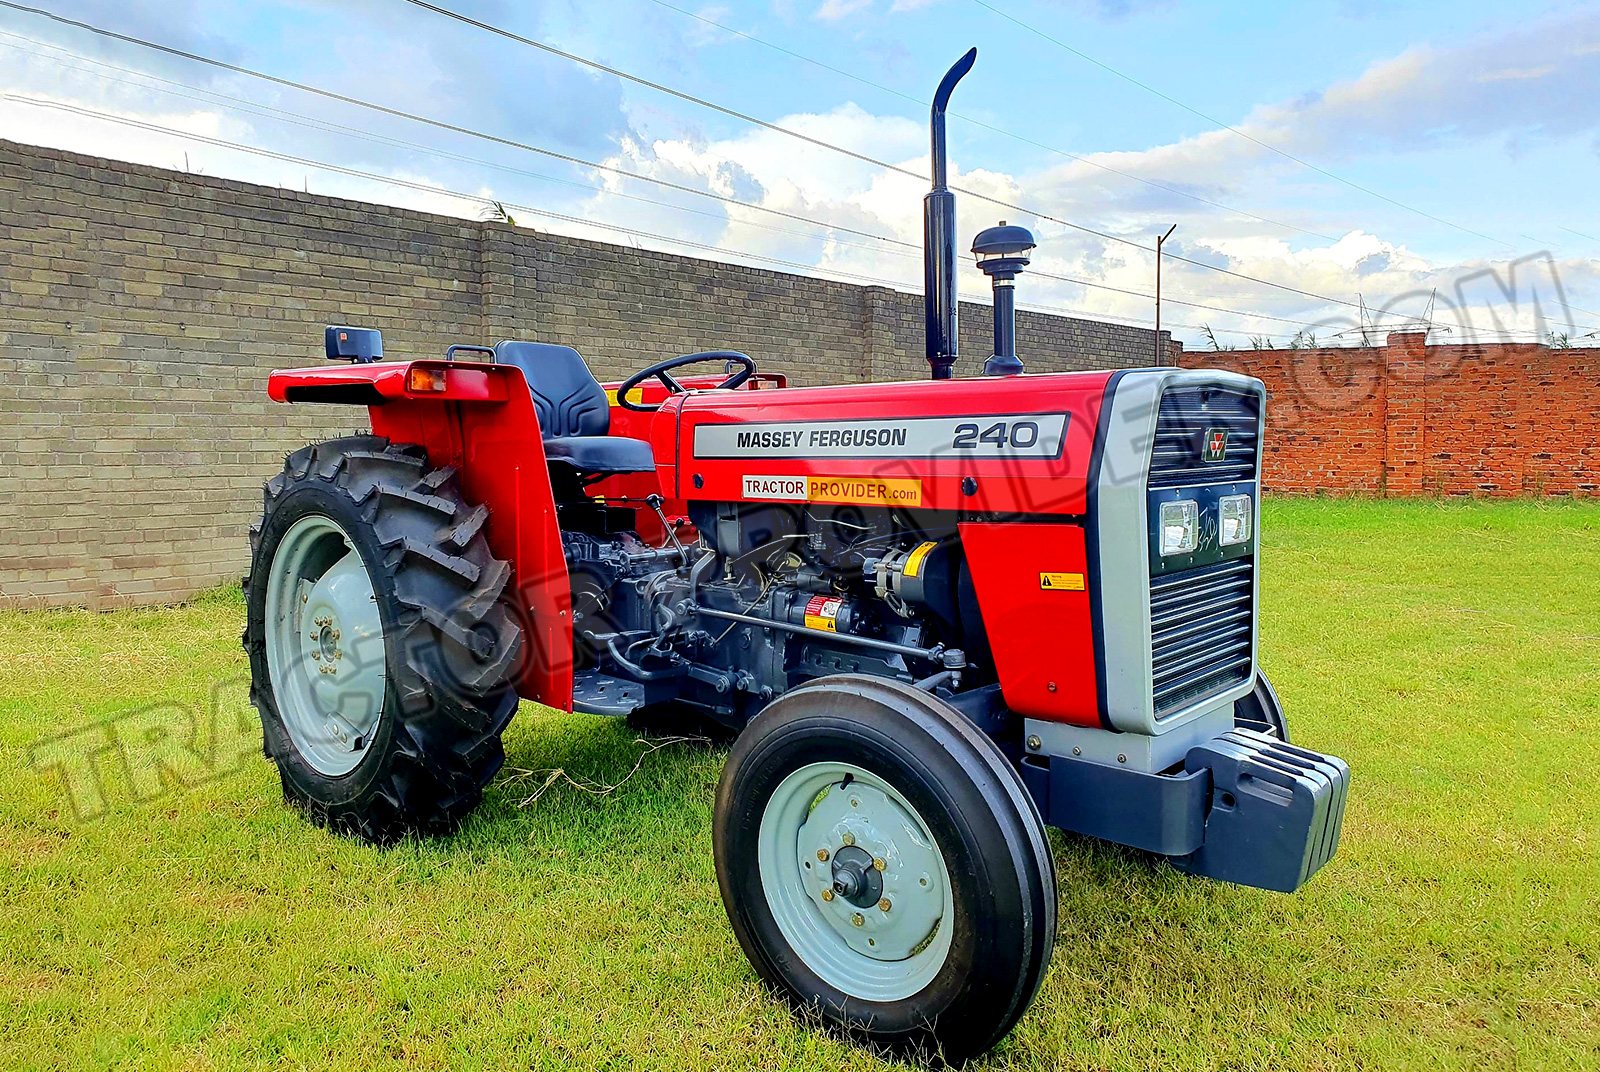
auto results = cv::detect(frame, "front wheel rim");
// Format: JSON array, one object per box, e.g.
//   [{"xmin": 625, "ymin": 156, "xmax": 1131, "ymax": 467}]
[
  {"xmin": 264, "ymin": 514, "xmax": 388, "ymax": 778},
  {"xmin": 757, "ymin": 761, "xmax": 954, "ymax": 1002}
]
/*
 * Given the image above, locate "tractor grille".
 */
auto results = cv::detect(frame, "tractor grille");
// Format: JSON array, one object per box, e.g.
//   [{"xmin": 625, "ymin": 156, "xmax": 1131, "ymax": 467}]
[
  {"xmin": 1149, "ymin": 557, "xmax": 1255, "ymax": 718},
  {"xmin": 1148, "ymin": 385, "xmax": 1260, "ymax": 488}
]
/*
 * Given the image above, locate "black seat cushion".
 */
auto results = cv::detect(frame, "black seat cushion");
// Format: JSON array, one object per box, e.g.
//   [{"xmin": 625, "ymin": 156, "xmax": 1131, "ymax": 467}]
[
  {"xmin": 492, "ymin": 340, "xmax": 653, "ymax": 474},
  {"xmin": 542, "ymin": 435, "xmax": 657, "ymax": 474}
]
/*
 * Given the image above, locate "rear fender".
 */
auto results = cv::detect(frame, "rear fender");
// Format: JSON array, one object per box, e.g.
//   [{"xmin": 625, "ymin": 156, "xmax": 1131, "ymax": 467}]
[{"xmin": 269, "ymin": 359, "xmax": 574, "ymax": 711}]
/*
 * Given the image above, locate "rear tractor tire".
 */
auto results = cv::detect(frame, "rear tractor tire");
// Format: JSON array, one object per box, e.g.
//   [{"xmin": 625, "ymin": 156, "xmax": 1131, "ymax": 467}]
[
  {"xmin": 714, "ymin": 676, "xmax": 1057, "ymax": 1063},
  {"xmin": 243, "ymin": 436, "xmax": 523, "ymax": 844}
]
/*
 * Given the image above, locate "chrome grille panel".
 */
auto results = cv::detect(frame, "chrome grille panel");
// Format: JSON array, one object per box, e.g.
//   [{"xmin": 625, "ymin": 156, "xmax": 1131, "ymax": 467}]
[
  {"xmin": 1149, "ymin": 557, "xmax": 1254, "ymax": 718},
  {"xmin": 1148, "ymin": 385, "xmax": 1260, "ymax": 489}
]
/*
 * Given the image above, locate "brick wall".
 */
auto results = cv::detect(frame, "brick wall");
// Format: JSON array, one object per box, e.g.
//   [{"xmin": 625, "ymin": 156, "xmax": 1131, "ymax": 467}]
[
  {"xmin": 1177, "ymin": 333, "xmax": 1600, "ymax": 496},
  {"xmin": 0, "ymin": 140, "xmax": 1164, "ymax": 609}
]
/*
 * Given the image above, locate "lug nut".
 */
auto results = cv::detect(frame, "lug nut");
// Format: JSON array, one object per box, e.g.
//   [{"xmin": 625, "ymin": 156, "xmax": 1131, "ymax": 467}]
[
  {"xmin": 878, "ymin": 898, "xmax": 891, "ymax": 912},
  {"xmin": 821, "ymin": 888, "xmax": 835, "ymax": 902},
  {"xmin": 841, "ymin": 832, "xmax": 855, "ymax": 847},
  {"xmin": 872, "ymin": 857, "xmax": 886, "ymax": 872},
  {"xmin": 817, "ymin": 848, "xmax": 830, "ymax": 863},
  {"xmin": 851, "ymin": 913, "xmax": 864, "ymax": 927}
]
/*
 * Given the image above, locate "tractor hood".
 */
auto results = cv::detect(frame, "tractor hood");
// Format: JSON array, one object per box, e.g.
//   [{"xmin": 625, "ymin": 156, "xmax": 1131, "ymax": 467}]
[{"xmin": 662, "ymin": 370, "xmax": 1118, "ymax": 515}]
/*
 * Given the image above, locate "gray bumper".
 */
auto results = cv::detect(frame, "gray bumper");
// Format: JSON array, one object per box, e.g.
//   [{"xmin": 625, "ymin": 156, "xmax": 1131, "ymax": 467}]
[{"xmin": 1021, "ymin": 727, "xmax": 1350, "ymax": 894}]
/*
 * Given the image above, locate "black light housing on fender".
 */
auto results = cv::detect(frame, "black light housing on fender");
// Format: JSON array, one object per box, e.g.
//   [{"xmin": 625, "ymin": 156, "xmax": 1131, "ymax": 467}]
[
  {"xmin": 971, "ymin": 221, "xmax": 1036, "ymax": 376},
  {"xmin": 324, "ymin": 325, "xmax": 383, "ymax": 363}
]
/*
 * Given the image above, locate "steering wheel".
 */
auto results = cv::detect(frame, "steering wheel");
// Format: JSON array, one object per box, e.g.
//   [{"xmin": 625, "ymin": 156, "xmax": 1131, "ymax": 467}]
[{"xmin": 615, "ymin": 351, "xmax": 756, "ymax": 412}]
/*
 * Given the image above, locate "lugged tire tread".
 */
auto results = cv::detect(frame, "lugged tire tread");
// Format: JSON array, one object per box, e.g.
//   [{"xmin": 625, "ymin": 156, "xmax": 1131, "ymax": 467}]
[{"xmin": 244, "ymin": 434, "xmax": 523, "ymax": 845}]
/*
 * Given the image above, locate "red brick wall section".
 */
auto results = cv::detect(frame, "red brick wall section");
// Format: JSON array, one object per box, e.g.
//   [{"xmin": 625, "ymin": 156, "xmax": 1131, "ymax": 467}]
[{"xmin": 1177, "ymin": 332, "xmax": 1600, "ymax": 497}]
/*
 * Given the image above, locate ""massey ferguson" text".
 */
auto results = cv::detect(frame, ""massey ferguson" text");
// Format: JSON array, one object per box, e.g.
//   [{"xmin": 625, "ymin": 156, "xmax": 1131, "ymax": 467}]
[{"xmin": 736, "ymin": 427, "xmax": 910, "ymax": 451}]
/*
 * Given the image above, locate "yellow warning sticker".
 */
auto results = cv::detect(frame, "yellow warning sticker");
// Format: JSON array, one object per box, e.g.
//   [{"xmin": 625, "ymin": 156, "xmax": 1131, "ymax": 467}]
[
  {"xmin": 806, "ymin": 476, "xmax": 922, "ymax": 507},
  {"xmin": 803, "ymin": 595, "xmax": 842, "ymax": 632},
  {"xmin": 903, "ymin": 541, "xmax": 938, "ymax": 578},
  {"xmin": 604, "ymin": 387, "xmax": 645, "ymax": 406},
  {"xmin": 1039, "ymin": 572, "xmax": 1085, "ymax": 591}
]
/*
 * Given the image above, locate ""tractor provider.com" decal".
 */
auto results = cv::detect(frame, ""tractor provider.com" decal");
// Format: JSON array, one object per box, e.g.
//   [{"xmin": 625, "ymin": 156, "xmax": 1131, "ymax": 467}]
[{"xmin": 743, "ymin": 474, "xmax": 922, "ymax": 507}]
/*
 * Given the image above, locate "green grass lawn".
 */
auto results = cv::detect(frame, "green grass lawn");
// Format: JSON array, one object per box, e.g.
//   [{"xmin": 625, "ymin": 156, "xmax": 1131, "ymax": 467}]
[{"xmin": 2, "ymin": 499, "xmax": 1597, "ymax": 1070}]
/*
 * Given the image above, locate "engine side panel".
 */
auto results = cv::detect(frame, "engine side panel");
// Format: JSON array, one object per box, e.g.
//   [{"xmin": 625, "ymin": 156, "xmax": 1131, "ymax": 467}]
[{"xmin": 959, "ymin": 521, "xmax": 1099, "ymax": 726}]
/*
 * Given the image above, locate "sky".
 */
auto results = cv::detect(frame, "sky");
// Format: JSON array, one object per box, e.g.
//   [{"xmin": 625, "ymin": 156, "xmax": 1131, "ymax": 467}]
[{"xmin": 1, "ymin": 0, "xmax": 1597, "ymax": 350}]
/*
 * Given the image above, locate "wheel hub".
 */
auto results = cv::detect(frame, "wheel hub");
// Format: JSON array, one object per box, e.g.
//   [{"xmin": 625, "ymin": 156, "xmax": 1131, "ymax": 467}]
[
  {"xmin": 795, "ymin": 776, "xmax": 946, "ymax": 962},
  {"xmin": 315, "ymin": 619, "xmax": 341, "ymax": 666},
  {"xmin": 829, "ymin": 845, "xmax": 882, "ymax": 908}
]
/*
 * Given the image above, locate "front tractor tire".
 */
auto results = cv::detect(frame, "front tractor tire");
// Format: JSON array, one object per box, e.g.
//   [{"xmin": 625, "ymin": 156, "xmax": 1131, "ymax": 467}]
[
  {"xmin": 714, "ymin": 676, "xmax": 1056, "ymax": 1063},
  {"xmin": 244, "ymin": 436, "xmax": 523, "ymax": 844}
]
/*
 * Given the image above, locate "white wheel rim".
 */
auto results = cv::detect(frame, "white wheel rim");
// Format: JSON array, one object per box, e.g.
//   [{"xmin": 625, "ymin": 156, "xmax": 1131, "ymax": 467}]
[
  {"xmin": 264, "ymin": 515, "xmax": 388, "ymax": 777},
  {"xmin": 757, "ymin": 761, "xmax": 954, "ymax": 1002}
]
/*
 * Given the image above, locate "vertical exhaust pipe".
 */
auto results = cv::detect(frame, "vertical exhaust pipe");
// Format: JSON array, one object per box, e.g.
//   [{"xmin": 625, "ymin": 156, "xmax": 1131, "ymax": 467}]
[{"xmin": 924, "ymin": 48, "xmax": 976, "ymax": 381}]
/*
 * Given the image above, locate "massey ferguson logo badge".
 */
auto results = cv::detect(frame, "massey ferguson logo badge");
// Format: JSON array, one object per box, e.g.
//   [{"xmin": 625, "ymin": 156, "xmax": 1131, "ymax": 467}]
[{"xmin": 1202, "ymin": 427, "xmax": 1229, "ymax": 463}]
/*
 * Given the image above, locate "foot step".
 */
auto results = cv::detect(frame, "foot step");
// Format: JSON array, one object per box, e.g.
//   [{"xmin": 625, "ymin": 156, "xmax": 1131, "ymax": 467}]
[{"xmin": 572, "ymin": 670, "xmax": 645, "ymax": 717}]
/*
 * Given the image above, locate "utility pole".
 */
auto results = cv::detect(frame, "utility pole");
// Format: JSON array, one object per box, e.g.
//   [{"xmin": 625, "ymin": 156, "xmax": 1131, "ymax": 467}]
[{"xmin": 1155, "ymin": 224, "xmax": 1176, "ymax": 365}]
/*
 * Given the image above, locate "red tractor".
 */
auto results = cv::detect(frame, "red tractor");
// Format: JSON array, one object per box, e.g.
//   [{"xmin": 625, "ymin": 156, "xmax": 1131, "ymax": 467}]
[{"xmin": 244, "ymin": 52, "xmax": 1348, "ymax": 1062}]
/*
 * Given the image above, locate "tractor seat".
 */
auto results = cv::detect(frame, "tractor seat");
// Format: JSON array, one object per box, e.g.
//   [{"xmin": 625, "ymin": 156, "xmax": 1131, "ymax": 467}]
[{"xmin": 492, "ymin": 341, "xmax": 655, "ymax": 475}]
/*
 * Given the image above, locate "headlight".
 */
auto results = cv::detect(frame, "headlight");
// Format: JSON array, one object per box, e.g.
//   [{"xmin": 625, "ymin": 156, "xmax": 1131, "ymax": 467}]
[
  {"xmin": 1218, "ymin": 494, "xmax": 1253, "ymax": 546},
  {"xmin": 1159, "ymin": 499, "xmax": 1198, "ymax": 556}
]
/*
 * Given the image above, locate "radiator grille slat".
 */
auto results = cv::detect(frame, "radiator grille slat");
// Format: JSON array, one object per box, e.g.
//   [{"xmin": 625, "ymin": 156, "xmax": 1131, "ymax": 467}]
[
  {"xmin": 1150, "ymin": 558, "xmax": 1255, "ymax": 714},
  {"xmin": 1147, "ymin": 386, "xmax": 1261, "ymax": 489}
]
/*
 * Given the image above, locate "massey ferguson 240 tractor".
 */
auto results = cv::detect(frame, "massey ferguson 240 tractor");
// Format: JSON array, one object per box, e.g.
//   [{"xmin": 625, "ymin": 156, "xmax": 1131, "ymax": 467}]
[{"xmin": 244, "ymin": 51, "xmax": 1348, "ymax": 1061}]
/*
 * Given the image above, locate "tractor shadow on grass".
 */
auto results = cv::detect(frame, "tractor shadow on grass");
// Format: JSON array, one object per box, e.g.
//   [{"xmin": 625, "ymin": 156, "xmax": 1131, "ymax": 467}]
[
  {"xmin": 404, "ymin": 706, "xmax": 1289, "ymax": 1065},
  {"xmin": 435, "ymin": 703, "xmax": 729, "ymax": 859},
  {"xmin": 1014, "ymin": 829, "xmax": 1293, "ymax": 1053}
]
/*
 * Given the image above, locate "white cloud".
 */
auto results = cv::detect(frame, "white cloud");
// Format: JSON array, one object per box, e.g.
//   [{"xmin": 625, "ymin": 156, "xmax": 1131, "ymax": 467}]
[
  {"xmin": 1478, "ymin": 65, "xmax": 1558, "ymax": 83},
  {"xmin": 815, "ymin": 0, "xmax": 872, "ymax": 21}
]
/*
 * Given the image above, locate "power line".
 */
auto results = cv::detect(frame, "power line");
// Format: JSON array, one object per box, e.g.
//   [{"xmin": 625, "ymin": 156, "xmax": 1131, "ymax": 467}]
[
  {"xmin": 647, "ymin": 0, "xmax": 1600, "ymax": 330},
  {"xmin": 0, "ymin": 32, "xmax": 932, "ymax": 263},
  {"xmin": 395, "ymin": 0, "xmax": 1436, "ymax": 328},
  {"xmin": 1030, "ymin": 270, "xmax": 1351, "ymax": 332},
  {"xmin": 17, "ymin": 1, "xmax": 1571, "ymax": 336},
  {"xmin": 0, "ymin": 0, "xmax": 916, "ymax": 251},
  {"xmin": 11, "ymin": 91, "xmax": 1576, "ymax": 347},
  {"xmin": 1, "ymin": 94, "xmax": 914, "ymax": 283},
  {"xmin": 641, "ymin": 0, "xmax": 1338, "ymax": 242},
  {"xmin": 6, "ymin": 92, "xmax": 1199, "ymax": 334},
  {"xmin": 0, "ymin": 0, "xmax": 1437, "ymax": 329},
  {"xmin": 969, "ymin": 0, "xmax": 1514, "ymax": 250},
  {"xmin": 0, "ymin": 29, "xmax": 1425, "ymax": 338}
]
